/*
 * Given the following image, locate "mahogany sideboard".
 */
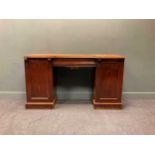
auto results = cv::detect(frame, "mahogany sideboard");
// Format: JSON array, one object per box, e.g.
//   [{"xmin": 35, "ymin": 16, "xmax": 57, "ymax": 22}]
[{"xmin": 24, "ymin": 54, "xmax": 125, "ymax": 109}]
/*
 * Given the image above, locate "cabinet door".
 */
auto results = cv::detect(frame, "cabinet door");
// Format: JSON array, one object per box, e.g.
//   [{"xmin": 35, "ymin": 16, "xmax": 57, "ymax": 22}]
[
  {"xmin": 94, "ymin": 59, "xmax": 124, "ymax": 103},
  {"xmin": 25, "ymin": 58, "xmax": 54, "ymax": 102}
]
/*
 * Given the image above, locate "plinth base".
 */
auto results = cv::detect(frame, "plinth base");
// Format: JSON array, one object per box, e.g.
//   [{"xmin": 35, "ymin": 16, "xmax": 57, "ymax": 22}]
[
  {"xmin": 93, "ymin": 99, "xmax": 122, "ymax": 109},
  {"xmin": 26, "ymin": 99, "xmax": 56, "ymax": 109}
]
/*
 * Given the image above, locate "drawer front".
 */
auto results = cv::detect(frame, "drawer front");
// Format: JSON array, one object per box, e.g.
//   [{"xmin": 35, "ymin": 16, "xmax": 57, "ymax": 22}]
[{"xmin": 53, "ymin": 58, "xmax": 96, "ymax": 67}]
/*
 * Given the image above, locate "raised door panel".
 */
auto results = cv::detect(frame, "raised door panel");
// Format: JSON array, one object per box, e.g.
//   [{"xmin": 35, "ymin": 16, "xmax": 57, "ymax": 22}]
[
  {"xmin": 25, "ymin": 59, "xmax": 53, "ymax": 102},
  {"xmin": 95, "ymin": 59, "xmax": 124, "ymax": 103}
]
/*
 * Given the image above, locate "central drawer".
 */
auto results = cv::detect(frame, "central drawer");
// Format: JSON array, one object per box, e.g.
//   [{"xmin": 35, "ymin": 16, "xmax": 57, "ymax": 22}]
[{"xmin": 53, "ymin": 58, "xmax": 96, "ymax": 67}]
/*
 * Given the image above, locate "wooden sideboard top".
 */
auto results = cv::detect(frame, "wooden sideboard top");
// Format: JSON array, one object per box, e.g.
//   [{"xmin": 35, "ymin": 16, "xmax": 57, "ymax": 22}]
[{"xmin": 25, "ymin": 53, "xmax": 125, "ymax": 59}]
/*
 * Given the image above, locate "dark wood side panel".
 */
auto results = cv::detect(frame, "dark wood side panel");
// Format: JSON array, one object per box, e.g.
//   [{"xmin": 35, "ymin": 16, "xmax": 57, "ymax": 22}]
[
  {"xmin": 94, "ymin": 59, "xmax": 124, "ymax": 104},
  {"xmin": 25, "ymin": 58, "xmax": 54, "ymax": 102}
]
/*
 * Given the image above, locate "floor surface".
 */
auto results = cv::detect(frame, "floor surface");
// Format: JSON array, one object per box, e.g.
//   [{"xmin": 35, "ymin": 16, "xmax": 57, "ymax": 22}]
[{"xmin": 0, "ymin": 99, "xmax": 155, "ymax": 135}]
